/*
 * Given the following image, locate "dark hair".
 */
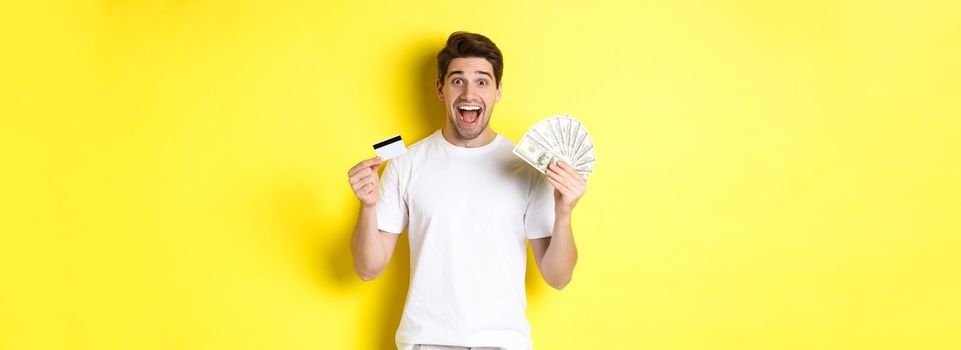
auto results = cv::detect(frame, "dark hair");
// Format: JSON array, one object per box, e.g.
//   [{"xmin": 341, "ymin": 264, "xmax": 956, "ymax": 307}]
[{"xmin": 437, "ymin": 31, "xmax": 503, "ymax": 87}]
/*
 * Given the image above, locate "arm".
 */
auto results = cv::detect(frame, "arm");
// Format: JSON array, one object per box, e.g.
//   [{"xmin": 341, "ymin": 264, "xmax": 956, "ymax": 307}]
[
  {"xmin": 531, "ymin": 160, "xmax": 586, "ymax": 290},
  {"xmin": 347, "ymin": 157, "xmax": 400, "ymax": 281},
  {"xmin": 351, "ymin": 206, "xmax": 399, "ymax": 281}
]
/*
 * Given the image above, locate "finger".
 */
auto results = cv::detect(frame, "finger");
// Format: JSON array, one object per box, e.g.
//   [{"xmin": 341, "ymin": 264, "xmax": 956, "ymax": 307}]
[
  {"xmin": 546, "ymin": 167, "xmax": 562, "ymax": 182},
  {"xmin": 556, "ymin": 160, "xmax": 583, "ymax": 181},
  {"xmin": 347, "ymin": 162, "xmax": 365, "ymax": 177},
  {"xmin": 554, "ymin": 162, "xmax": 586, "ymax": 188},
  {"xmin": 551, "ymin": 168, "xmax": 586, "ymax": 199},
  {"xmin": 548, "ymin": 166, "xmax": 578, "ymax": 191},
  {"xmin": 554, "ymin": 160, "xmax": 573, "ymax": 172},
  {"xmin": 351, "ymin": 175, "xmax": 377, "ymax": 192},
  {"xmin": 558, "ymin": 173, "xmax": 585, "ymax": 196},
  {"xmin": 348, "ymin": 157, "xmax": 383, "ymax": 177},
  {"xmin": 349, "ymin": 172, "xmax": 377, "ymax": 189},
  {"xmin": 348, "ymin": 169, "xmax": 372, "ymax": 185},
  {"xmin": 547, "ymin": 162, "xmax": 563, "ymax": 179},
  {"xmin": 356, "ymin": 182, "xmax": 377, "ymax": 194},
  {"xmin": 351, "ymin": 174, "xmax": 376, "ymax": 191},
  {"xmin": 547, "ymin": 176, "xmax": 574, "ymax": 198},
  {"xmin": 364, "ymin": 174, "xmax": 379, "ymax": 188},
  {"xmin": 546, "ymin": 169, "xmax": 573, "ymax": 193},
  {"xmin": 557, "ymin": 169, "xmax": 584, "ymax": 191},
  {"xmin": 365, "ymin": 158, "xmax": 385, "ymax": 176},
  {"xmin": 549, "ymin": 161, "xmax": 574, "ymax": 179},
  {"xmin": 347, "ymin": 156, "xmax": 379, "ymax": 177},
  {"xmin": 351, "ymin": 180, "xmax": 365, "ymax": 193}
]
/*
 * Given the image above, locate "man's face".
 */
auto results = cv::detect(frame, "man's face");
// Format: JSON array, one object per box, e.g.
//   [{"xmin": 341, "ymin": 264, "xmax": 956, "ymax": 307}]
[{"xmin": 437, "ymin": 57, "xmax": 501, "ymax": 142}]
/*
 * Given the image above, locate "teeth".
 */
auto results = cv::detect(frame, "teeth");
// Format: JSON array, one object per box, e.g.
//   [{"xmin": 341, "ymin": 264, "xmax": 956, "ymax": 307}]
[{"xmin": 458, "ymin": 105, "xmax": 480, "ymax": 111}]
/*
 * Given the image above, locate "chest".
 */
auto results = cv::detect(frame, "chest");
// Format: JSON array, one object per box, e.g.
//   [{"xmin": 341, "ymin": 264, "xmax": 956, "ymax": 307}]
[{"xmin": 405, "ymin": 158, "xmax": 529, "ymax": 222}]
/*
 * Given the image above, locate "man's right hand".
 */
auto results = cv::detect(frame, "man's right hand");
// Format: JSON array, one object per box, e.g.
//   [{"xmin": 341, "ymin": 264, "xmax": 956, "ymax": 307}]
[{"xmin": 347, "ymin": 156, "xmax": 384, "ymax": 207}]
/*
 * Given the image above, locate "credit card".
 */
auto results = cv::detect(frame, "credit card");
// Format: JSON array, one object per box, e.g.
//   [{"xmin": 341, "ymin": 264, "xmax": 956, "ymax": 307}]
[{"xmin": 372, "ymin": 134, "xmax": 407, "ymax": 160}]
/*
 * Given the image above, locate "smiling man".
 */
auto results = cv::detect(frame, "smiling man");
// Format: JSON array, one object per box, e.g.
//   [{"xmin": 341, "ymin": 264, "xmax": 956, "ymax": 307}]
[{"xmin": 346, "ymin": 32, "xmax": 586, "ymax": 350}]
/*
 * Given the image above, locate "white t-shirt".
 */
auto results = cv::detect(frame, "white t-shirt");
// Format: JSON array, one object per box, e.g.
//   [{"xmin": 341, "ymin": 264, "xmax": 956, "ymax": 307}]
[{"xmin": 377, "ymin": 130, "xmax": 555, "ymax": 350}]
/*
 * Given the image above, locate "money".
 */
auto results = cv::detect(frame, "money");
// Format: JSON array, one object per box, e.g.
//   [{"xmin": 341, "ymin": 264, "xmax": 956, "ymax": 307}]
[
  {"xmin": 512, "ymin": 115, "xmax": 595, "ymax": 181},
  {"xmin": 514, "ymin": 134, "xmax": 557, "ymax": 173}
]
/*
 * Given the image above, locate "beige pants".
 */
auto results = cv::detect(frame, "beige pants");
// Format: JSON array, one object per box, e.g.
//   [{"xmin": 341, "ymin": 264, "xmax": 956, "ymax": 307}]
[{"xmin": 412, "ymin": 345, "xmax": 503, "ymax": 350}]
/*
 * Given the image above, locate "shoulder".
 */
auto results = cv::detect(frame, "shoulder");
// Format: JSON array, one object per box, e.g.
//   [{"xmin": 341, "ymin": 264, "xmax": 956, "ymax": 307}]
[
  {"xmin": 385, "ymin": 131, "xmax": 437, "ymax": 171},
  {"xmin": 406, "ymin": 132, "xmax": 437, "ymax": 155}
]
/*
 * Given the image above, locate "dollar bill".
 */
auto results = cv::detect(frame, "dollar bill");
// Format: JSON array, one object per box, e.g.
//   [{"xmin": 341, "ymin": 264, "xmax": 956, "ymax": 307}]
[
  {"xmin": 514, "ymin": 115, "xmax": 595, "ymax": 182},
  {"xmin": 513, "ymin": 134, "xmax": 557, "ymax": 173}
]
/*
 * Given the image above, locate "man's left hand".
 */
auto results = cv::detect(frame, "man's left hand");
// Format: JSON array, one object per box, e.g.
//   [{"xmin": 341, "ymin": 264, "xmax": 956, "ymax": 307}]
[{"xmin": 546, "ymin": 160, "xmax": 587, "ymax": 216}]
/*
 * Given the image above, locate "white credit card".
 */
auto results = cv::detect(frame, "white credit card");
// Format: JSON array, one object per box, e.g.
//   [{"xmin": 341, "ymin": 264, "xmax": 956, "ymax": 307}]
[{"xmin": 372, "ymin": 134, "xmax": 407, "ymax": 160}]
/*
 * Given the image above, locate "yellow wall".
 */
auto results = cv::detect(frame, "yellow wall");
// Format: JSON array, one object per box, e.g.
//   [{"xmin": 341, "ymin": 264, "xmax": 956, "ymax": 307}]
[{"xmin": 2, "ymin": 1, "xmax": 959, "ymax": 349}]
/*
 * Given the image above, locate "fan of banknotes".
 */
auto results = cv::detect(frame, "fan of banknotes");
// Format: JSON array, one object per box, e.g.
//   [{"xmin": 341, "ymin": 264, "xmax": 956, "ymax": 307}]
[{"xmin": 513, "ymin": 115, "xmax": 595, "ymax": 181}]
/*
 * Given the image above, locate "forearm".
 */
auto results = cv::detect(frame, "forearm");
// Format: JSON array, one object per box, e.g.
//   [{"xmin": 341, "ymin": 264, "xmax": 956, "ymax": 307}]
[
  {"xmin": 350, "ymin": 205, "xmax": 387, "ymax": 280},
  {"xmin": 541, "ymin": 212, "xmax": 578, "ymax": 289}
]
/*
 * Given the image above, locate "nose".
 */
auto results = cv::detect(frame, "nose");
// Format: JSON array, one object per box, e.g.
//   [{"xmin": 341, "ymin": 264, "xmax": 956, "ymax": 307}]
[{"xmin": 462, "ymin": 82, "xmax": 477, "ymax": 99}]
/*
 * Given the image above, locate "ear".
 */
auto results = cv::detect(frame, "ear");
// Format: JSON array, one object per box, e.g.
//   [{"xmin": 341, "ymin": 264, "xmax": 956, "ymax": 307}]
[
  {"xmin": 435, "ymin": 79, "xmax": 444, "ymax": 101},
  {"xmin": 495, "ymin": 83, "xmax": 502, "ymax": 103}
]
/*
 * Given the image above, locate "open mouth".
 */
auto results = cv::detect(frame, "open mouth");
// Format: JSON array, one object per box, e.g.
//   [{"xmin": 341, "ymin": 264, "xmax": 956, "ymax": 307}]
[{"xmin": 457, "ymin": 105, "xmax": 482, "ymax": 127}]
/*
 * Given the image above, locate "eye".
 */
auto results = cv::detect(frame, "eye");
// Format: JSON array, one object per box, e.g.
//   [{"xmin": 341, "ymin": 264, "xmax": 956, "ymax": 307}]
[
  {"xmin": 452, "ymin": 78, "xmax": 463, "ymax": 85},
  {"xmin": 478, "ymin": 79, "xmax": 488, "ymax": 86}
]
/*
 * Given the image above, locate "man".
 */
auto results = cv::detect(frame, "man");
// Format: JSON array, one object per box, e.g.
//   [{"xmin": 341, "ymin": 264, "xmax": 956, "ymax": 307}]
[{"xmin": 346, "ymin": 32, "xmax": 586, "ymax": 350}]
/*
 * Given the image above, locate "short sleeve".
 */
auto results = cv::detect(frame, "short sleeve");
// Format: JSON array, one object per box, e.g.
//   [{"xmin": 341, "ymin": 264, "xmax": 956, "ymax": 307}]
[
  {"xmin": 524, "ymin": 172, "xmax": 555, "ymax": 239},
  {"xmin": 376, "ymin": 159, "xmax": 408, "ymax": 234}
]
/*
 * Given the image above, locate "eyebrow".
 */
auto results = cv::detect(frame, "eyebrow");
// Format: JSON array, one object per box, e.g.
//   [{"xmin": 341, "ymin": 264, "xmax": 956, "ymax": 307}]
[{"xmin": 446, "ymin": 70, "xmax": 494, "ymax": 80}]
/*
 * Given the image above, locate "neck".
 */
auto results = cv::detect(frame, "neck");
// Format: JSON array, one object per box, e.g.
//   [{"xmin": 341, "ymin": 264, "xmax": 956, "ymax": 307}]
[{"xmin": 441, "ymin": 125, "xmax": 497, "ymax": 148}]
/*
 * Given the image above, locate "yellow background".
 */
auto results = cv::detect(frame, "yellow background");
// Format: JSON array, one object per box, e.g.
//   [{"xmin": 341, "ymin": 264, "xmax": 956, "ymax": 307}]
[{"xmin": 2, "ymin": 1, "xmax": 959, "ymax": 349}]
